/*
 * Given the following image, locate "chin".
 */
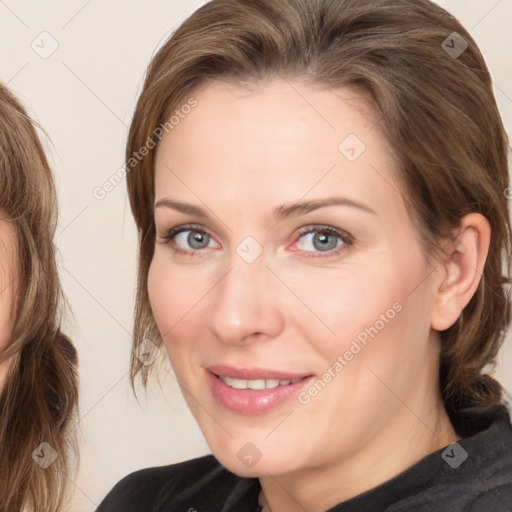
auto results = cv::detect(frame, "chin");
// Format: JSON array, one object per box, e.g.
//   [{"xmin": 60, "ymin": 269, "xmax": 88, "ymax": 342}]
[
  {"xmin": 216, "ymin": 454, "xmax": 281, "ymax": 478},
  {"xmin": 209, "ymin": 440, "xmax": 297, "ymax": 478}
]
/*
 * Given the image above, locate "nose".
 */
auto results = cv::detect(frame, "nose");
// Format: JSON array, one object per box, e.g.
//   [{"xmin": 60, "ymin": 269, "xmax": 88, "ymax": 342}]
[{"xmin": 206, "ymin": 254, "xmax": 285, "ymax": 346}]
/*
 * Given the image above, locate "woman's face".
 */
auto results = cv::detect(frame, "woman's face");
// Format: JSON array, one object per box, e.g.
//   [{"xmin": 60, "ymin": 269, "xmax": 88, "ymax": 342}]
[
  {"xmin": 149, "ymin": 79, "xmax": 446, "ymax": 477},
  {"xmin": 0, "ymin": 217, "xmax": 18, "ymax": 389}
]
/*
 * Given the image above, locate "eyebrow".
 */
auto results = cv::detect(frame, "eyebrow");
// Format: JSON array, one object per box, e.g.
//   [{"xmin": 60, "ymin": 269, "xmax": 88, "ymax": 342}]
[
  {"xmin": 272, "ymin": 197, "xmax": 376, "ymax": 223},
  {"xmin": 154, "ymin": 196, "xmax": 376, "ymax": 222}
]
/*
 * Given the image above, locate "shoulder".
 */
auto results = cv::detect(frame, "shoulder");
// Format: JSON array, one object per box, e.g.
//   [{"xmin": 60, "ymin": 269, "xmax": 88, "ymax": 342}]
[
  {"xmin": 447, "ymin": 406, "xmax": 512, "ymax": 510},
  {"xmin": 460, "ymin": 484, "xmax": 512, "ymax": 511},
  {"xmin": 95, "ymin": 454, "xmax": 258, "ymax": 512},
  {"xmin": 420, "ymin": 406, "xmax": 512, "ymax": 511},
  {"xmin": 379, "ymin": 406, "xmax": 512, "ymax": 512}
]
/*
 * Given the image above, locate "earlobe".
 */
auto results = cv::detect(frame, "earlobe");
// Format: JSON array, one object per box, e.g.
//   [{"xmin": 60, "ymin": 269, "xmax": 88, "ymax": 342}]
[{"xmin": 430, "ymin": 213, "xmax": 491, "ymax": 332}]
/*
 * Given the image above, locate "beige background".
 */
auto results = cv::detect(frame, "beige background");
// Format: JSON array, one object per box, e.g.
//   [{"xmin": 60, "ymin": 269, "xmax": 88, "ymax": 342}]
[{"xmin": 0, "ymin": 1, "xmax": 510, "ymax": 510}]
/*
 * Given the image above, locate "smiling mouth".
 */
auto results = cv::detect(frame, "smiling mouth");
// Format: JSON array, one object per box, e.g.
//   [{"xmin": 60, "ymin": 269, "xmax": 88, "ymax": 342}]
[
  {"xmin": 207, "ymin": 367, "xmax": 315, "ymax": 414},
  {"xmin": 217, "ymin": 375, "xmax": 304, "ymax": 390}
]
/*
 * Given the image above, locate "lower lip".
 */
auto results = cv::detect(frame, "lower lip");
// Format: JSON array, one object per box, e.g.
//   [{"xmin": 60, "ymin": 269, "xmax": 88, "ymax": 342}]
[{"xmin": 207, "ymin": 371, "xmax": 314, "ymax": 415}]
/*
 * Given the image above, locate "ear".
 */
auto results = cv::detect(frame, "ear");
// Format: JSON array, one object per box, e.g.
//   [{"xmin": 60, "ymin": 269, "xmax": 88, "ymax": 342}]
[{"xmin": 430, "ymin": 213, "xmax": 491, "ymax": 332}]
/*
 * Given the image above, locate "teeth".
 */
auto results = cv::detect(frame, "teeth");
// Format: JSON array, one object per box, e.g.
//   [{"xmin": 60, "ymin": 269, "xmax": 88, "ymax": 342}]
[
  {"xmin": 264, "ymin": 379, "xmax": 281, "ymax": 389},
  {"xmin": 219, "ymin": 376, "xmax": 299, "ymax": 390},
  {"xmin": 248, "ymin": 379, "xmax": 266, "ymax": 390}
]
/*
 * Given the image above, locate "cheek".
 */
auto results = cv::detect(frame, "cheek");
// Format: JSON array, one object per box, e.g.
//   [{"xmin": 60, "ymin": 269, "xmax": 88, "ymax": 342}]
[
  {"xmin": 0, "ymin": 247, "xmax": 17, "ymax": 352},
  {"xmin": 283, "ymin": 246, "xmax": 432, "ymax": 367},
  {"xmin": 147, "ymin": 256, "xmax": 210, "ymax": 354},
  {"xmin": 0, "ymin": 270, "xmax": 16, "ymax": 391},
  {"xmin": 0, "ymin": 291, "xmax": 14, "ymax": 351},
  {"xmin": 148, "ymin": 258, "xmax": 182, "ymax": 344},
  {"xmin": 276, "ymin": 263, "xmax": 402, "ymax": 352}
]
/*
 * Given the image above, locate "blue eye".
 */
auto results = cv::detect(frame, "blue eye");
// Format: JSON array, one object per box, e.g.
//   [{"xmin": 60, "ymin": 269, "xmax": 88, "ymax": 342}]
[
  {"xmin": 294, "ymin": 226, "xmax": 353, "ymax": 257},
  {"xmin": 297, "ymin": 231, "xmax": 341, "ymax": 252},
  {"xmin": 159, "ymin": 224, "xmax": 217, "ymax": 253},
  {"xmin": 174, "ymin": 230, "xmax": 212, "ymax": 249}
]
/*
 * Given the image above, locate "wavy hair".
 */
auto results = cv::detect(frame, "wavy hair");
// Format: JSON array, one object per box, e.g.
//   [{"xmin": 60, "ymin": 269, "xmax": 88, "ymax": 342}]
[
  {"xmin": 0, "ymin": 83, "xmax": 79, "ymax": 512},
  {"xmin": 125, "ymin": 0, "xmax": 511, "ymax": 434}
]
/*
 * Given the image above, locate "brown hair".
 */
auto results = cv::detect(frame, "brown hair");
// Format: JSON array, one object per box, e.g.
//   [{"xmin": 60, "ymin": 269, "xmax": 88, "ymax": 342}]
[
  {"xmin": 0, "ymin": 83, "xmax": 79, "ymax": 511},
  {"xmin": 126, "ymin": 0, "xmax": 511, "ymax": 434}
]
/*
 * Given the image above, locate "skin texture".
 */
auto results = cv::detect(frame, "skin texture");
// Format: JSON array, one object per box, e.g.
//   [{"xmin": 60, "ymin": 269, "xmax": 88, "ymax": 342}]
[
  {"xmin": 149, "ymin": 79, "xmax": 490, "ymax": 512},
  {"xmin": 0, "ymin": 216, "xmax": 17, "ymax": 389}
]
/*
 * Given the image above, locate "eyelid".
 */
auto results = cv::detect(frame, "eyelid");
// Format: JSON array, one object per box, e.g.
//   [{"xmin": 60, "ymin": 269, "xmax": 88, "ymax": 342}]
[
  {"xmin": 289, "ymin": 224, "xmax": 354, "ymax": 258},
  {"xmin": 294, "ymin": 224, "xmax": 354, "ymax": 242},
  {"xmin": 158, "ymin": 223, "xmax": 209, "ymax": 239}
]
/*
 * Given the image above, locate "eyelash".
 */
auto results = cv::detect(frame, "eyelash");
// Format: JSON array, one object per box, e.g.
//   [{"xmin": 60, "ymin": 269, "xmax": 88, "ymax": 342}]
[
  {"xmin": 157, "ymin": 223, "xmax": 354, "ymax": 259},
  {"xmin": 157, "ymin": 223, "xmax": 213, "ymax": 258}
]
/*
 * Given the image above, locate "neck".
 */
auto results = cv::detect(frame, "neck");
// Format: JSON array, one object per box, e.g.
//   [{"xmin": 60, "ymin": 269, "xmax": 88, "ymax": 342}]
[{"xmin": 258, "ymin": 396, "xmax": 459, "ymax": 512}]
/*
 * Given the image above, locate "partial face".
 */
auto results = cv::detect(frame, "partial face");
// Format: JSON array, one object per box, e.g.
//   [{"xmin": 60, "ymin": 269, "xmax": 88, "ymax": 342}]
[
  {"xmin": 149, "ymin": 79, "xmax": 443, "ymax": 476},
  {"xmin": 0, "ymin": 216, "xmax": 18, "ymax": 389}
]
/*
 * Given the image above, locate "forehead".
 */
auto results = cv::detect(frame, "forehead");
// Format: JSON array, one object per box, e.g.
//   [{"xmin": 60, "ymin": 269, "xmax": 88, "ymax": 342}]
[{"xmin": 153, "ymin": 79, "xmax": 402, "ymax": 212}]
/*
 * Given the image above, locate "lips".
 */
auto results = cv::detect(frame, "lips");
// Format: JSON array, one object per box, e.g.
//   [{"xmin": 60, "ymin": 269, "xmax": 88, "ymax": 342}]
[
  {"xmin": 207, "ymin": 364, "xmax": 314, "ymax": 415},
  {"xmin": 207, "ymin": 364, "xmax": 310, "ymax": 381}
]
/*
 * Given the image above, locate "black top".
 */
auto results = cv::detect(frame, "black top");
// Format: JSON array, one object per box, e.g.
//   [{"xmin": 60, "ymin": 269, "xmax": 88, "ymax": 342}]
[{"xmin": 96, "ymin": 406, "xmax": 512, "ymax": 512}]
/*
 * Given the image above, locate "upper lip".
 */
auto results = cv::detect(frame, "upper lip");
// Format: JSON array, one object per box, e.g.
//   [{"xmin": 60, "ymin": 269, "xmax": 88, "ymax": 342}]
[{"xmin": 207, "ymin": 364, "xmax": 312, "ymax": 381}]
